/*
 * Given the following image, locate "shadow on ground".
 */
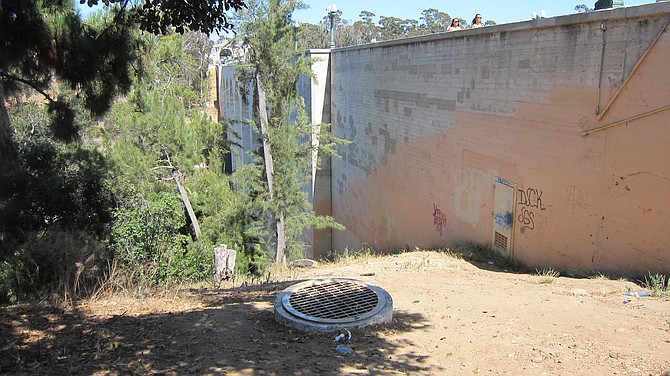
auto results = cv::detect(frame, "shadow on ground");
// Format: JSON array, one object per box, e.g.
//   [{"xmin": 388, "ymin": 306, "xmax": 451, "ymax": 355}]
[{"xmin": 1, "ymin": 281, "xmax": 439, "ymax": 375}]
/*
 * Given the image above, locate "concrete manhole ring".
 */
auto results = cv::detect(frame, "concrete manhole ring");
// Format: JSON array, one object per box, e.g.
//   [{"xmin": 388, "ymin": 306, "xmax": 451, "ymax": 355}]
[{"xmin": 274, "ymin": 278, "xmax": 393, "ymax": 332}]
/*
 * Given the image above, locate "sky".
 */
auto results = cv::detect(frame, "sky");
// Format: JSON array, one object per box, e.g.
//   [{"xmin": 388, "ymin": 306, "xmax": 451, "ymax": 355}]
[
  {"xmin": 292, "ymin": 0, "xmax": 653, "ymax": 25},
  {"xmin": 77, "ymin": 1, "xmax": 656, "ymax": 27}
]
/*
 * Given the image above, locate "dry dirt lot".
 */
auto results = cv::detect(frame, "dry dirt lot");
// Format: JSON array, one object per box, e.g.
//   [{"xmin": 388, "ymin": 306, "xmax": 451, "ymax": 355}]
[{"xmin": 2, "ymin": 250, "xmax": 669, "ymax": 375}]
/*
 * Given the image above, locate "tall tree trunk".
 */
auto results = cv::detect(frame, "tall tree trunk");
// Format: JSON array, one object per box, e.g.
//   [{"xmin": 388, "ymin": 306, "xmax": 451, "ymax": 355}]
[
  {"xmin": 172, "ymin": 170, "xmax": 201, "ymax": 239},
  {"xmin": 276, "ymin": 211, "xmax": 286, "ymax": 265},
  {"xmin": 255, "ymin": 69, "xmax": 287, "ymax": 265},
  {"xmin": 0, "ymin": 82, "xmax": 20, "ymax": 170}
]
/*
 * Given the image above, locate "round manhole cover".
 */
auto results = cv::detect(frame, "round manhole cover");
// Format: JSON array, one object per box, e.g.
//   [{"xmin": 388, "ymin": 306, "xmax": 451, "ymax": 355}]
[{"xmin": 274, "ymin": 278, "xmax": 393, "ymax": 332}]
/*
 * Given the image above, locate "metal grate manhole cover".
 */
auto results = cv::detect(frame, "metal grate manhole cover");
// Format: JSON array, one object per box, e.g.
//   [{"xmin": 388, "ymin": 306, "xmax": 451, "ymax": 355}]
[
  {"xmin": 275, "ymin": 278, "xmax": 393, "ymax": 332},
  {"xmin": 285, "ymin": 279, "xmax": 380, "ymax": 323}
]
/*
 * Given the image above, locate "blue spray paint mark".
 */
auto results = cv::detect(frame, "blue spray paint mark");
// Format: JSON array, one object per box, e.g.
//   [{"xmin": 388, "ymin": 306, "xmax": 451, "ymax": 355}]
[{"xmin": 495, "ymin": 211, "xmax": 513, "ymax": 231}]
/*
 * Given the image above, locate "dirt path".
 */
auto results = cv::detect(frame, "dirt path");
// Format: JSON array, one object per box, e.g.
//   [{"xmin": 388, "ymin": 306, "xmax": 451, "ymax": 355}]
[{"xmin": 2, "ymin": 251, "xmax": 669, "ymax": 375}]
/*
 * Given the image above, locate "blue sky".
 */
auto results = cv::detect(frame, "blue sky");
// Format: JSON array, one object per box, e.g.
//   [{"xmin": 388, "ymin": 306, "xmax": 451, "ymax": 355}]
[
  {"xmin": 293, "ymin": 0, "xmax": 652, "ymax": 25},
  {"xmin": 77, "ymin": 1, "xmax": 655, "ymax": 26}
]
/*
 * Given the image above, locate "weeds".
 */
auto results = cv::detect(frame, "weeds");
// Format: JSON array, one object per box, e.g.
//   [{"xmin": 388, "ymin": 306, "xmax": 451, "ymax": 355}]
[
  {"xmin": 535, "ymin": 268, "xmax": 560, "ymax": 284},
  {"xmin": 402, "ymin": 254, "xmax": 431, "ymax": 270},
  {"xmin": 439, "ymin": 248, "xmax": 463, "ymax": 260},
  {"xmin": 323, "ymin": 247, "xmax": 383, "ymax": 265},
  {"xmin": 589, "ymin": 273, "xmax": 611, "ymax": 280},
  {"xmin": 445, "ymin": 242, "xmax": 524, "ymax": 271},
  {"xmin": 643, "ymin": 273, "xmax": 669, "ymax": 298}
]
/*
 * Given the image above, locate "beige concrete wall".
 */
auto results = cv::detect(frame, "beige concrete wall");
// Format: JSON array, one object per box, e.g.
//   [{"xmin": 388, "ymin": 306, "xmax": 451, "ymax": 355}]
[
  {"xmin": 329, "ymin": 3, "xmax": 670, "ymax": 275},
  {"xmin": 299, "ymin": 50, "xmax": 333, "ymax": 258}
]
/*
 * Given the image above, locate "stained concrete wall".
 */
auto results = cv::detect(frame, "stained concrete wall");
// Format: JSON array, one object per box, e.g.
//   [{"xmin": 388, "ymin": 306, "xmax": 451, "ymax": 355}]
[
  {"xmin": 329, "ymin": 3, "xmax": 670, "ymax": 275},
  {"xmin": 217, "ymin": 64, "xmax": 259, "ymax": 172}
]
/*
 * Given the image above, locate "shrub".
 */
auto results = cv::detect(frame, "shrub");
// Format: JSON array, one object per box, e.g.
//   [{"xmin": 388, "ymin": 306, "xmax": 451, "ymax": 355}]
[
  {"xmin": 0, "ymin": 230, "xmax": 110, "ymax": 304},
  {"xmin": 110, "ymin": 191, "xmax": 190, "ymax": 285}
]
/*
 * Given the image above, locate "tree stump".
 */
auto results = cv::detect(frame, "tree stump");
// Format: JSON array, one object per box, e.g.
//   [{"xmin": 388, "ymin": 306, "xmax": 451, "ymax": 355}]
[{"xmin": 214, "ymin": 244, "xmax": 236, "ymax": 287}]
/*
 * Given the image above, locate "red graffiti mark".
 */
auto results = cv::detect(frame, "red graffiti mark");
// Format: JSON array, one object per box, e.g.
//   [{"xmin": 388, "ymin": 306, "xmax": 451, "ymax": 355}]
[{"xmin": 433, "ymin": 203, "xmax": 447, "ymax": 236}]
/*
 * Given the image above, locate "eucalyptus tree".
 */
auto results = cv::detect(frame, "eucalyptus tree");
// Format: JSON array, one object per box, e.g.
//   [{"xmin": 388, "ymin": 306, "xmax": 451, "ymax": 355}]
[
  {"xmin": 354, "ymin": 11, "xmax": 380, "ymax": 43},
  {"xmin": 297, "ymin": 22, "xmax": 329, "ymax": 49},
  {"xmin": 378, "ymin": 16, "xmax": 409, "ymax": 41},
  {"xmin": 574, "ymin": 4, "xmax": 592, "ymax": 13},
  {"xmin": 419, "ymin": 8, "xmax": 451, "ymax": 34}
]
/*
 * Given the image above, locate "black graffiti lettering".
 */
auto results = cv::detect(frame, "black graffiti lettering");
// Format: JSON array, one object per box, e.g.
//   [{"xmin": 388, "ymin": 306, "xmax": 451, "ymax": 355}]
[
  {"xmin": 518, "ymin": 188, "xmax": 546, "ymax": 210},
  {"xmin": 517, "ymin": 206, "xmax": 535, "ymax": 231}
]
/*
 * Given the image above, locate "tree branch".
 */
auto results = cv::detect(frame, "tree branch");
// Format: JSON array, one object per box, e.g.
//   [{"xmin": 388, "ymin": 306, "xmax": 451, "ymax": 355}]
[{"xmin": 0, "ymin": 73, "xmax": 55, "ymax": 104}]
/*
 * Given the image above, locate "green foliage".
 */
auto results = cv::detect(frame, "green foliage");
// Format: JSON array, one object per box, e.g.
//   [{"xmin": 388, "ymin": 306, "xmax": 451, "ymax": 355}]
[
  {"xmin": 535, "ymin": 268, "xmax": 560, "ymax": 284},
  {"xmin": 1, "ymin": 101, "xmax": 113, "ymax": 240},
  {"xmin": 0, "ymin": 254, "xmax": 31, "ymax": 304},
  {"xmin": 419, "ymin": 8, "xmax": 451, "ymax": 34},
  {"xmin": 234, "ymin": 0, "xmax": 346, "ymax": 264},
  {"xmin": 108, "ymin": 189, "xmax": 218, "ymax": 286},
  {"xmin": 1, "ymin": 0, "xmax": 242, "ymax": 168},
  {"xmin": 378, "ymin": 16, "xmax": 416, "ymax": 40},
  {"xmin": 191, "ymin": 166, "xmax": 251, "ymax": 249},
  {"xmin": 644, "ymin": 273, "xmax": 669, "ymax": 298},
  {"xmin": 574, "ymin": 4, "xmax": 592, "ymax": 13},
  {"xmin": 1, "ymin": 1, "xmax": 138, "ymax": 143},
  {"xmin": 297, "ymin": 22, "xmax": 329, "ymax": 49},
  {"xmin": 83, "ymin": 0, "xmax": 247, "ymax": 35},
  {"xmin": 139, "ymin": 33, "xmax": 204, "ymax": 109},
  {"xmin": 170, "ymin": 241, "xmax": 215, "ymax": 282},
  {"xmin": 266, "ymin": 104, "xmax": 344, "ymax": 260},
  {"xmin": 111, "ymin": 192, "xmax": 186, "ymax": 262},
  {"xmin": 0, "ymin": 62, "xmax": 118, "ymax": 303},
  {"xmin": 296, "ymin": 7, "xmax": 499, "ymax": 48},
  {"xmin": 0, "ymin": 3, "xmax": 258, "ymax": 301},
  {"xmin": 233, "ymin": 242, "xmax": 267, "ymax": 276},
  {"xmin": 102, "ymin": 30, "xmax": 257, "ymax": 285}
]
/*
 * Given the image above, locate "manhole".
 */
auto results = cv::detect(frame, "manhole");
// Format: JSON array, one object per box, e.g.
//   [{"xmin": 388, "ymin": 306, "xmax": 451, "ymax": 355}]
[{"xmin": 274, "ymin": 278, "xmax": 393, "ymax": 332}]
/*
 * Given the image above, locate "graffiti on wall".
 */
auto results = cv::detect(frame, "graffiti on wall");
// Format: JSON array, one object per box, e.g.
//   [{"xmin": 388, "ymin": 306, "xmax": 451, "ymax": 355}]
[
  {"xmin": 494, "ymin": 211, "xmax": 514, "ymax": 231},
  {"xmin": 517, "ymin": 187, "xmax": 546, "ymax": 231},
  {"xmin": 433, "ymin": 203, "xmax": 447, "ymax": 236},
  {"xmin": 566, "ymin": 185, "xmax": 589, "ymax": 209}
]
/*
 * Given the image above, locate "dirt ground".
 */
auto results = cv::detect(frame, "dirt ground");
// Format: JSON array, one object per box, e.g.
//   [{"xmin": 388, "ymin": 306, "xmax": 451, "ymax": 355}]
[{"xmin": 2, "ymin": 250, "xmax": 669, "ymax": 375}]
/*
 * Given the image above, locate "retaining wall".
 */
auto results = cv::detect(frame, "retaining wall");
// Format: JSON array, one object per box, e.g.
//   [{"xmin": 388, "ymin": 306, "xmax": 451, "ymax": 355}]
[{"xmin": 328, "ymin": 3, "xmax": 670, "ymax": 275}]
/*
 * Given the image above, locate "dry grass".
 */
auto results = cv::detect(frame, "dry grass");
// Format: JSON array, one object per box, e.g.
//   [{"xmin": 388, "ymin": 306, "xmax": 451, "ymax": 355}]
[{"xmin": 535, "ymin": 268, "xmax": 560, "ymax": 284}]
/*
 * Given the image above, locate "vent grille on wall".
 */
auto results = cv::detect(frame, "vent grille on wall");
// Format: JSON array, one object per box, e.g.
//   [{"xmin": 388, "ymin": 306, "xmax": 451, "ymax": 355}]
[{"xmin": 494, "ymin": 231, "xmax": 508, "ymax": 251}]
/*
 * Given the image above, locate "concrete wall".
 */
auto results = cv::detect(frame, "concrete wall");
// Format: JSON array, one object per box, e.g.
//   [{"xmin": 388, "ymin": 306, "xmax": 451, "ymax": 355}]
[
  {"xmin": 217, "ymin": 65, "xmax": 259, "ymax": 172},
  {"xmin": 299, "ymin": 50, "xmax": 333, "ymax": 258},
  {"xmin": 329, "ymin": 3, "xmax": 670, "ymax": 275}
]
